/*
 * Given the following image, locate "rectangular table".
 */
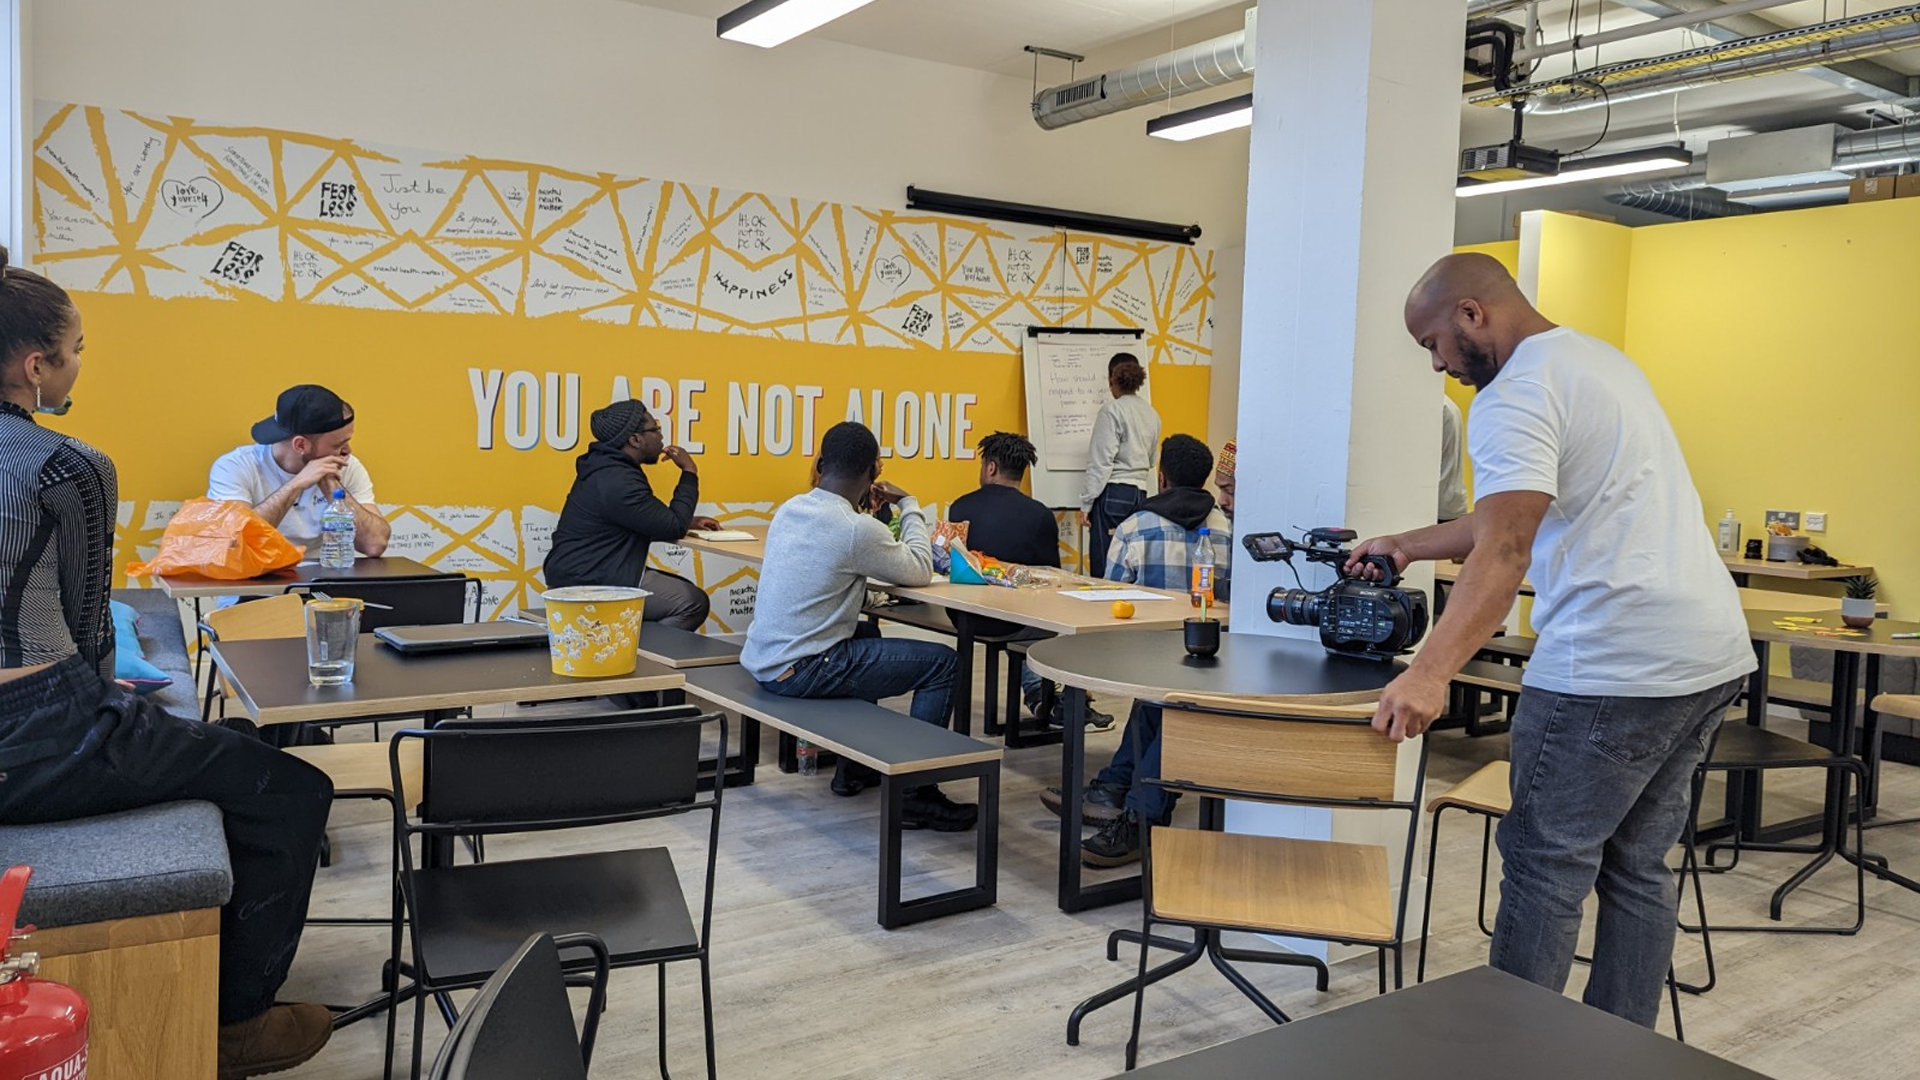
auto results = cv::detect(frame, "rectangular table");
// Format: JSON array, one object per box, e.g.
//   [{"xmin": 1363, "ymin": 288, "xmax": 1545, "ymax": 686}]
[
  {"xmin": 1722, "ymin": 554, "xmax": 1871, "ymax": 587},
  {"xmin": 210, "ymin": 635, "xmax": 684, "ymax": 727},
  {"xmin": 156, "ymin": 555, "xmax": 445, "ymax": 600},
  {"xmin": 680, "ymin": 526, "xmax": 1223, "ymax": 736},
  {"xmin": 1112, "ymin": 965, "xmax": 1774, "ymax": 1079}
]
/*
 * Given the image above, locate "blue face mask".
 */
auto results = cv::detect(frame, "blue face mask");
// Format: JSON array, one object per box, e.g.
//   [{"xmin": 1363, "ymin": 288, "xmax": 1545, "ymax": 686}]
[{"xmin": 35, "ymin": 388, "xmax": 73, "ymax": 416}]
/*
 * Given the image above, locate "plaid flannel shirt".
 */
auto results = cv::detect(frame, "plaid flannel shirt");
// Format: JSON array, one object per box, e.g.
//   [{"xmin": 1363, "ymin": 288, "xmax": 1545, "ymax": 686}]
[{"xmin": 1105, "ymin": 508, "xmax": 1233, "ymax": 591}]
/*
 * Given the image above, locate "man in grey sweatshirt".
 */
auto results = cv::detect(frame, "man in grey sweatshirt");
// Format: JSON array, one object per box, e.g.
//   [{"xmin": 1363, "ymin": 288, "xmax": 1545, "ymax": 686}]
[{"xmin": 741, "ymin": 422, "xmax": 977, "ymax": 831}]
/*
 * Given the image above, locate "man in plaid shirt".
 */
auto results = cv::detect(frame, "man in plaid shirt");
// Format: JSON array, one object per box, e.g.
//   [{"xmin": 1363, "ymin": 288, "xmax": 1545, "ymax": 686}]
[{"xmin": 1041, "ymin": 434, "xmax": 1233, "ymax": 867}]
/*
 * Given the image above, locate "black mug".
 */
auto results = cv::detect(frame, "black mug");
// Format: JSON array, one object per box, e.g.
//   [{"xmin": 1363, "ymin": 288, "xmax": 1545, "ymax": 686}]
[
  {"xmin": 1744, "ymin": 539, "xmax": 1763, "ymax": 560},
  {"xmin": 1184, "ymin": 618, "xmax": 1221, "ymax": 659}
]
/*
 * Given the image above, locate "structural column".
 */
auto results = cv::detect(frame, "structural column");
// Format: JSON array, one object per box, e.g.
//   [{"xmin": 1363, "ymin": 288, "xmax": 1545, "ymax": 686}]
[{"xmin": 1227, "ymin": 0, "xmax": 1467, "ymax": 958}]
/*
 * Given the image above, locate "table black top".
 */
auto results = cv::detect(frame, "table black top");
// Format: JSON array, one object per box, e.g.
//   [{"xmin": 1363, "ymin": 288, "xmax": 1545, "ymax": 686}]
[
  {"xmin": 1024, "ymin": 629, "xmax": 1402, "ymax": 705},
  {"xmin": 211, "ymin": 635, "xmax": 683, "ymax": 726},
  {"xmin": 159, "ymin": 555, "xmax": 445, "ymax": 598},
  {"xmin": 1113, "ymin": 966, "xmax": 1773, "ymax": 1080}
]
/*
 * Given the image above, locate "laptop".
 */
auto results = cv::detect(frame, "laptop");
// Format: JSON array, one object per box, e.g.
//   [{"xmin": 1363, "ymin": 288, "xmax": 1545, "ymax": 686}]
[{"xmin": 373, "ymin": 622, "xmax": 549, "ymax": 655}]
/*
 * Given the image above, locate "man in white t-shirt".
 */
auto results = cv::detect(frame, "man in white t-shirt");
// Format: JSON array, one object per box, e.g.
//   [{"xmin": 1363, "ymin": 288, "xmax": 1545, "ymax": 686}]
[
  {"xmin": 1348, "ymin": 253, "xmax": 1753, "ymax": 1028},
  {"xmin": 207, "ymin": 385, "xmax": 391, "ymax": 555}
]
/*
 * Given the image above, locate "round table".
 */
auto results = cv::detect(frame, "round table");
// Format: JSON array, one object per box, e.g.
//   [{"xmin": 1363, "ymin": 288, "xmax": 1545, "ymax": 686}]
[
  {"xmin": 1024, "ymin": 628, "xmax": 1404, "ymax": 707},
  {"xmin": 1024, "ymin": 628, "xmax": 1405, "ymax": 916}
]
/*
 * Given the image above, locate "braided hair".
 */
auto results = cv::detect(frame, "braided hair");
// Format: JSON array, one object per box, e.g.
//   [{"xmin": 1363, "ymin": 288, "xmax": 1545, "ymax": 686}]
[{"xmin": 0, "ymin": 247, "xmax": 77, "ymax": 385}]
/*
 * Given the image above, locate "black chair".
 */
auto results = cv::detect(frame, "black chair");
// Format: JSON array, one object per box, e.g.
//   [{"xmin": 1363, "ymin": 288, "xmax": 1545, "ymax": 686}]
[
  {"xmin": 388, "ymin": 706, "xmax": 725, "ymax": 1080},
  {"xmin": 289, "ymin": 573, "xmax": 478, "ymax": 629},
  {"xmin": 1679, "ymin": 720, "xmax": 1867, "ymax": 963},
  {"xmin": 425, "ymin": 932, "xmax": 610, "ymax": 1080}
]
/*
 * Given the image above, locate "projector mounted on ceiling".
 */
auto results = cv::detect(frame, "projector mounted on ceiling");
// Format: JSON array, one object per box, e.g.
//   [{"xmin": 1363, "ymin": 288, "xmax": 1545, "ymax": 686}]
[{"xmin": 1460, "ymin": 140, "xmax": 1562, "ymax": 182}]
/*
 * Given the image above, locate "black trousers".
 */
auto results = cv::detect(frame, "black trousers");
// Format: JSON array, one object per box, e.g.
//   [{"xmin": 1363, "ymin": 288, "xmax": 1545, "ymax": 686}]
[
  {"xmin": 0, "ymin": 656, "xmax": 333, "ymax": 1025},
  {"xmin": 1086, "ymin": 482, "xmax": 1146, "ymax": 579}
]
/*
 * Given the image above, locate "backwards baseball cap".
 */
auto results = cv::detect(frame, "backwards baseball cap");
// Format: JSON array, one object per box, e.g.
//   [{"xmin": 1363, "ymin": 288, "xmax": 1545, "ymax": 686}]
[
  {"xmin": 252, "ymin": 385, "xmax": 353, "ymax": 444},
  {"xmin": 589, "ymin": 399, "xmax": 651, "ymax": 447}
]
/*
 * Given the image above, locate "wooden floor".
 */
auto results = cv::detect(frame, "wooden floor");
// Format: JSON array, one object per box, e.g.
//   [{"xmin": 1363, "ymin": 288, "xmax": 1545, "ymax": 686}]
[{"xmin": 278, "ymin": 672, "xmax": 1920, "ymax": 1080}]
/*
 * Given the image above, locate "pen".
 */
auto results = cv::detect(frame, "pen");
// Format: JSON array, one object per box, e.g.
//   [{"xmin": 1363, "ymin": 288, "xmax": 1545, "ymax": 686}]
[{"xmin": 1893, "ymin": 632, "xmax": 1920, "ymax": 640}]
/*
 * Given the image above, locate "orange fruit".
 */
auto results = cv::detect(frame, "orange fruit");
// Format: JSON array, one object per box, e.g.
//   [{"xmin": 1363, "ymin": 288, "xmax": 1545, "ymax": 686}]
[{"xmin": 1111, "ymin": 600, "xmax": 1136, "ymax": 619}]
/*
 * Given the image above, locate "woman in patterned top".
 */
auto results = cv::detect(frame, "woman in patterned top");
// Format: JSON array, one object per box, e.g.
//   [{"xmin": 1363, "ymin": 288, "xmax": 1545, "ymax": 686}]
[{"xmin": 0, "ymin": 247, "xmax": 337, "ymax": 1079}]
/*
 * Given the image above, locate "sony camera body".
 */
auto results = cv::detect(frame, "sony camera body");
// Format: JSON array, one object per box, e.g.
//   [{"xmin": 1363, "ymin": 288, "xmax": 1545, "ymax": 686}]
[{"xmin": 1242, "ymin": 527, "xmax": 1430, "ymax": 660}]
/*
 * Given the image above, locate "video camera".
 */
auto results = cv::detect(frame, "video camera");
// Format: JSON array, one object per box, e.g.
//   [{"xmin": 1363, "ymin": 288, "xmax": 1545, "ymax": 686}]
[{"xmin": 1241, "ymin": 528, "xmax": 1429, "ymax": 661}]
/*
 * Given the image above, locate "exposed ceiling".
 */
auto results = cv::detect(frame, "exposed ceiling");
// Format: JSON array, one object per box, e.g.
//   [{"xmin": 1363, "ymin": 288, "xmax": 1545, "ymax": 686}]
[{"xmin": 623, "ymin": 0, "xmax": 1251, "ymax": 76}]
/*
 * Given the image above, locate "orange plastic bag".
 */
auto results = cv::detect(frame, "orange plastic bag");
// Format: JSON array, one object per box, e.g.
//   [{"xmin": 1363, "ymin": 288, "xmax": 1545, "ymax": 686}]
[{"xmin": 127, "ymin": 498, "xmax": 306, "ymax": 580}]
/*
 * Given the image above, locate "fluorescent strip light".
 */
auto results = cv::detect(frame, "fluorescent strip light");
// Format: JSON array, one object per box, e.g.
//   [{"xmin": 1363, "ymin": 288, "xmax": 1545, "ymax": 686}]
[
  {"xmin": 1456, "ymin": 148, "xmax": 1693, "ymax": 197},
  {"xmin": 717, "ymin": 0, "xmax": 881, "ymax": 48},
  {"xmin": 1146, "ymin": 94, "xmax": 1255, "ymax": 142}
]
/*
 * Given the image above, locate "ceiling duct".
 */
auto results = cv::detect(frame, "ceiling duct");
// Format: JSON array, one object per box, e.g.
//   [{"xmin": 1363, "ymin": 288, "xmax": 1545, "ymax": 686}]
[
  {"xmin": 1472, "ymin": 4, "xmax": 1920, "ymax": 114},
  {"xmin": 1032, "ymin": 10, "xmax": 1254, "ymax": 130},
  {"xmin": 1606, "ymin": 121, "xmax": 1920, "ymax": 217}
]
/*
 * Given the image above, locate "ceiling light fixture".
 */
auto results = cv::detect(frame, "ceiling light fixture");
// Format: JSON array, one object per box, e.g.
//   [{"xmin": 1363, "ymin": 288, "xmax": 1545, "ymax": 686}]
[
  {"xmin": 717, "ymin": 0, "xmax": 881, "ymax": 48},
  {"xmin": 905, "ymin": 187, "xmax": 1201, "ymax": 245},
  {"xmin": 1455, "ymin": 147, "xmax": 1695, "ymax": 197},
  {"xmin": 1146, "ymin": 94, "xmax": 1254, "ymax": 142}
]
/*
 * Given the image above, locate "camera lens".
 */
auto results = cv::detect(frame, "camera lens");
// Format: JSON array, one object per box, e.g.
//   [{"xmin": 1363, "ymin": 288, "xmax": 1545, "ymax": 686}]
[{"xmin": 1267, "ymin": 588, "xmax": 1325, "ymax": 627}]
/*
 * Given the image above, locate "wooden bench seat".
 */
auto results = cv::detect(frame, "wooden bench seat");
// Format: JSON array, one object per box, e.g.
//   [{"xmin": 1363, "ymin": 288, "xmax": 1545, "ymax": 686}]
[{"xmin": 683, "ymin": 664, "xmax": 1001, "ymax": 928}]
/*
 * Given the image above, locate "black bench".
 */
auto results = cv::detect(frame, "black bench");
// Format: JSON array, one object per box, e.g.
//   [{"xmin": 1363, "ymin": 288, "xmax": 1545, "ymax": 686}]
[{"xmin": 682, "ymin": 663, "xmax": 1001, "ymax": 929}]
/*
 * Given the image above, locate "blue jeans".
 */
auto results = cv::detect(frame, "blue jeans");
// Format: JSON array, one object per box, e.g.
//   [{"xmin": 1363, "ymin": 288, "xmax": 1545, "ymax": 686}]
[
  {"xmin": 1094, "ymin": 702, "xmax": 1174, "ymax": 823},
  {"xmin": 1490, "ymin": 677, "xmax": 1742, "ymax": 1027},
  {"xmin": 760, "ymin": 633, "xmax": 958, "ymax": 730}
]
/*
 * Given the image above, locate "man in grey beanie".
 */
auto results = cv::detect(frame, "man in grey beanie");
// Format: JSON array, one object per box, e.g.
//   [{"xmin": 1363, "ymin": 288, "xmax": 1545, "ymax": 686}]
[{"xmin": 543, "ymin": 399, "xmax": 720, "ymax": 630}]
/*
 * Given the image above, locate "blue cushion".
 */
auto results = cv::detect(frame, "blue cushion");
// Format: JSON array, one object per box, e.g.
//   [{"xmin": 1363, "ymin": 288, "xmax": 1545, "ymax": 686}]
[{"xmin": 110, "ymin": 599, "xmax": 173, "ymax": 694}]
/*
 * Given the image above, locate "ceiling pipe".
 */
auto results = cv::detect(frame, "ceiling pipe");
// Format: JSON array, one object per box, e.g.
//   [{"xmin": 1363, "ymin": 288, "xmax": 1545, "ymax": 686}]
[
  {"xmin": 1031, "ymin": 15, "xmax": 1253, "ymax": 130},
  {"xmin": 1613, "ymin": 0, "xmax": 1914, "ymax": 103},
  {"xmin": 1510, "ymin": 0, "xmax": 1805, "ymax": 64},
  {"xmin": 1474, "ymin": 5, "xmax": 1920, "ymax": 114}
]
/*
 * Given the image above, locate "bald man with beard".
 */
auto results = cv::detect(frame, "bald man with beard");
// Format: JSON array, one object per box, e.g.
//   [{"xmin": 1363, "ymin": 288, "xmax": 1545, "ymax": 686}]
[{"xmin": 1346, "ymin": 253, "xmax": 1752, "ymax": 1027}]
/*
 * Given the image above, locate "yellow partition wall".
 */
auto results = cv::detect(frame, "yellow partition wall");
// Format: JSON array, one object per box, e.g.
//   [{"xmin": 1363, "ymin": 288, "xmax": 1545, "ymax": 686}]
[{"xmin": 1625, "ymin": 199, "xmax": 1920, "ymax": 608}]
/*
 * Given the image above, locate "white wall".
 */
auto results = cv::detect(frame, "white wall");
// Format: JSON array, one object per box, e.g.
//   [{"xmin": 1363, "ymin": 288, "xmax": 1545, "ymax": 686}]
[{"xmin": 30, "ymin": 0, "xmax": 1248, "ymax": 284}]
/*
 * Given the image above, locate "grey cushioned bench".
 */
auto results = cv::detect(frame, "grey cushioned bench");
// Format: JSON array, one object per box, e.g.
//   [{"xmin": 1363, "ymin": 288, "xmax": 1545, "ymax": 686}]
[
  {"xmin": 683, "ymin": 663, "xmax": 1001, "ymax": 928},
  {"xmin": 0, "ymin": 801, "xmax": 229, "ymax": 1078},
  {"xmin": 2, "ymin": 801, "xmax": 232, "ymax": 928}
]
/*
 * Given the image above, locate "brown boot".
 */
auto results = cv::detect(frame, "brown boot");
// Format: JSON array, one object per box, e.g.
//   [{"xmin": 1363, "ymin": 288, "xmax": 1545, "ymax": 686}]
[{"xmin": 218, "ymin": 1002, "xmax": 334, "ymax": 1079}]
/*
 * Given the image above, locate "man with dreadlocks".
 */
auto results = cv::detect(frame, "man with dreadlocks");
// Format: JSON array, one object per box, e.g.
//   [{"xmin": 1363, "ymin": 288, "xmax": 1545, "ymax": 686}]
[{"xmin": 947, "ymin": 431, "xmax": 1113, "ymax": 729}]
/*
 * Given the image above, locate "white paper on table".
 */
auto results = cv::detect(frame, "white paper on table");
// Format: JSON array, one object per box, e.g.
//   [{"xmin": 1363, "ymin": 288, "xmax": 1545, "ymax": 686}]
[
  {"xmin": 1057, "ymin": 589, "xmax": 1175, "ymax": 602},
  {"xmin": 687, "ymin": 529, "xmax": 759, "ymax": 542}
]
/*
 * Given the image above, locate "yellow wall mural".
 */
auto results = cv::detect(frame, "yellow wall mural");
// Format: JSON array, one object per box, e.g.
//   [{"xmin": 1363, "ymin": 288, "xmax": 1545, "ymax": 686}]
[{"xmin": 34, "ymin": 102, "xmax": 1215, "ymax": 628}]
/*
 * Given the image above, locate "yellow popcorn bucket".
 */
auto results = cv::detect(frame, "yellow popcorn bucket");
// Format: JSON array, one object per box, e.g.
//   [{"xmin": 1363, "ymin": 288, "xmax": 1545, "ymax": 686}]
[{"xmin": 540, "ymin": 586, "xmax": 650, "ymax": 677}]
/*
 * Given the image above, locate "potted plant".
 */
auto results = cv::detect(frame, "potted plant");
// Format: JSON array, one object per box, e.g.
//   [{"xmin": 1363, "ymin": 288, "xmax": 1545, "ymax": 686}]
[{"xmin": 1841, "ymin": 575, "xmax": 1879, "ymax": 629}]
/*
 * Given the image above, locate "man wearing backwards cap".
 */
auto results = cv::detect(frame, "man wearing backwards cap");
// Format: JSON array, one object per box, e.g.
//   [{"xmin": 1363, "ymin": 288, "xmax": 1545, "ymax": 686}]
[
  {"xmin": 543, "ymin": 399, "xmax": 721, "ymax": 631},
  {"xmin": 207, "ymin": 384, "xmax": 391, "ymax": 555}
]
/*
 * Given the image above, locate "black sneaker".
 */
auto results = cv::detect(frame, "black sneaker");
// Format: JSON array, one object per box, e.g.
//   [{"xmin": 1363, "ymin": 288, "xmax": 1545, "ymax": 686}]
[
  {"xmin": 1082, "ymin": 812, "xmax": 1143, "ymax": 867},
  {"xmin": 1042, "ymin": 704, "xmax": 1117, "ymax": 732},
  {"xmin": 831, "ymin": 760, "xmax": 880, "ymax": 797},
  {"xmin": 901, "ymin": 786, "xmax": 978, "ymax": 832},
  {"xmin": 1038, "ymin": 781, "xmax": 1128, "ymax": 823}
]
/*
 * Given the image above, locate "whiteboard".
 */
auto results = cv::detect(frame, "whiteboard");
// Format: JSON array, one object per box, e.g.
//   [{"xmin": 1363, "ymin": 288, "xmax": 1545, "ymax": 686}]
[{"xmin": 1022, "ymin": 329, "xmax": 1148, "ymax": 510}]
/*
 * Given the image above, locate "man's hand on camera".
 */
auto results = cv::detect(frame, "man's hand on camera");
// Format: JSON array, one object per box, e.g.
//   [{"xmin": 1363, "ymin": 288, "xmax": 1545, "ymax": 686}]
[{"xmin": 1345, "ymin": 535, "xmax": 1412, "ymax": 581}]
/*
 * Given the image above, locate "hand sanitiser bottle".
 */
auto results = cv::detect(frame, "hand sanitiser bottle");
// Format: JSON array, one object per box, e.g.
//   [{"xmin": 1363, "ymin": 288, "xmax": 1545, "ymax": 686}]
[{"xmin": 1717, "ymin": 509, "xmax": 1741, "ymax": 555}]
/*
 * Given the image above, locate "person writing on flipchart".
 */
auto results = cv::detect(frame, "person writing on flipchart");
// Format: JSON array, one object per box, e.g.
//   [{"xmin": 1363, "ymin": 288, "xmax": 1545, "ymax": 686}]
[{"xmin": 1079, "ymin": 352, "xmax": 1160, "ymax": 578}]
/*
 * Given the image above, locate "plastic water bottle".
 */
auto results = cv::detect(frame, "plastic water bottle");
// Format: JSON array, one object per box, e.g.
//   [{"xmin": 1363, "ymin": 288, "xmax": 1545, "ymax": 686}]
[
  {"xmin": 796, "ymin": 739, "xmax": 818, "ymax": 776},
  {"xmin": 319, "ymin": 490, "xmax": 356, "ymax": 570},
  {"xmin": 1190, "ymin": 527, "xmax": 1215, "ymax": 608}
]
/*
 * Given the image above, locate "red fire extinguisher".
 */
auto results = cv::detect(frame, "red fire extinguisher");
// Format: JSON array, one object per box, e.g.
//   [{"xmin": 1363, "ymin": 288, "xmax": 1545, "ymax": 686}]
[{"xmin": 0, "ymin": 866, "xmax": 89, "ymax": 1080}]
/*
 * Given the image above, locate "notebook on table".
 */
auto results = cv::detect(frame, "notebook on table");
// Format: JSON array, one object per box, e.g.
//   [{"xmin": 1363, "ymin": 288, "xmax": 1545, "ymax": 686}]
[{"xmin": 373, "ymin": 622, "xmax": 550, "ymax": 655}]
